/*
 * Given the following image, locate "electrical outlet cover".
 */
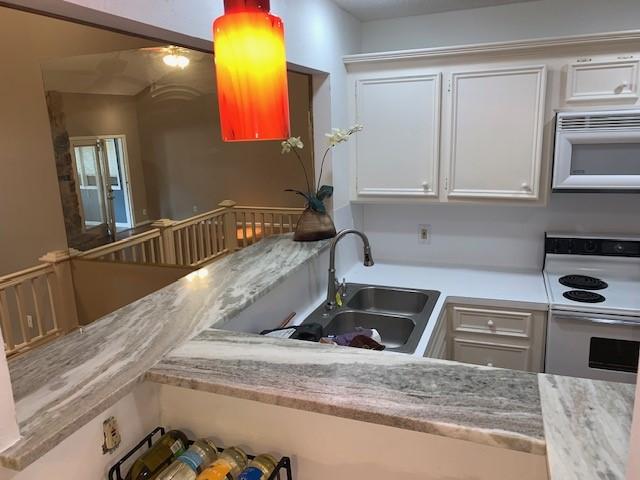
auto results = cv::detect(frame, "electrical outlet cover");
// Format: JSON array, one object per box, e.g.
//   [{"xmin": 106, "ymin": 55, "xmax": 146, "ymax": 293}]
[
  {"xmin": 102, "ymin": 416, "xmax": 121, "ymax": 454},
  {"xmin": 418, "ymin": 224, "xmax": 431, "ymax": 244}
]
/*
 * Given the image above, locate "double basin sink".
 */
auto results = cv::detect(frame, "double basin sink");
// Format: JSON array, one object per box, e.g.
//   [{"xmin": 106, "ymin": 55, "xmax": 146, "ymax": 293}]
[{"xmin": 302, "ymin": 283, "xmax": 440, "ymax": 354}]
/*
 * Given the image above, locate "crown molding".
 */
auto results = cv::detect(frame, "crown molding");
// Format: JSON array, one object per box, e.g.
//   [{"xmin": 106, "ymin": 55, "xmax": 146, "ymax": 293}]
[{"xmin": 344, "ymin": 30, "xmax": 640, "ymax": 65}]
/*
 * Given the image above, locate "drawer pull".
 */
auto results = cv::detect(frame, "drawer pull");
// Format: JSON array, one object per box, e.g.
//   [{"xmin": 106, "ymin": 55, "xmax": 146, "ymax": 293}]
[
  {"xmin": 487, "ymin": 362, "xmax": 494, "ymax": 367},
  {"xmin": 487, "ymin": 320, "xmax": 495, "ymax": 328}
]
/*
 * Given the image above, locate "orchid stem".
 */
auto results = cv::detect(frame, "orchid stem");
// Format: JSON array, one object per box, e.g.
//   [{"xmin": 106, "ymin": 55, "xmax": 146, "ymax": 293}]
[
  {"xmin": 316, "ymin": 148, "xmax": 331, "ymax": 192},
  {"xmin": 292, "ymin": 148, "xmax": 313, "ymax": 195}
]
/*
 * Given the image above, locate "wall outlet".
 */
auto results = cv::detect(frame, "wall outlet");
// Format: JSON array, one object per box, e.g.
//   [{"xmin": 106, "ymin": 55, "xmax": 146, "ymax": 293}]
[
  {"xmin": 142, "ymin": 208, "xmax": 147, "ymax": 217},
  {"xmin": 102, "ymin": 416, "xmax": 121, "ymax": 454},
  {"xmin": 418, "ymin": 224, "xmax": 431, "ymax": 244},
  {"xmin": 26, "ymin": 315, "xmax": 33, "ymax": 329},
  {"xmin": 193, "ymin": 205, "xmax": 199, "ymax": 213}
]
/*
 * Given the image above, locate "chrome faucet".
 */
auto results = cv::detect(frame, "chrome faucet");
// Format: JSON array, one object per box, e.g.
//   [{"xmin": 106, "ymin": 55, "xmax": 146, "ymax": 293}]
[{"xmin": 326, "ymin": 229, "xmax": 374, "ymax": 310}]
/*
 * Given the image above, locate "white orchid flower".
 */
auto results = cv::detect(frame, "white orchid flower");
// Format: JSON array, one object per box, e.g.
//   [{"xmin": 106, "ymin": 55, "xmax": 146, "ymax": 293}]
[{"xmin": 281, "ymin": 136, "xmax": 304, "ymax": 154}]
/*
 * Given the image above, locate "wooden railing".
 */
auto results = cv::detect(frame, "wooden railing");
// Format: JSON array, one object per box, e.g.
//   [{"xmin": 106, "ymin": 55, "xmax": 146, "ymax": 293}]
[
  {"xmin": 232, "ymin": 206, "xmax": 302, "ymax": 248},
  {"xmin": 77, "ymin": 229, "xmax": 164, "ymax": 264},
  {"xmin": 0, "ymin": 251, "xmax": 78, "ymax": 357},
  {"xmin": 154, "ymin": 207, "xmax": 229, "ymax": 267},
  {"xmin": 152, "ymin": 201, "xmax": 304, "ymax": 267},
  {"xmin": 0, "ymin": 201, "xmax": 304, "ymax": 356}
]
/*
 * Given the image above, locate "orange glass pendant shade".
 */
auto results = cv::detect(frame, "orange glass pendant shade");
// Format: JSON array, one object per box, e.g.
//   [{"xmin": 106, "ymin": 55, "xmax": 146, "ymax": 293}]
[{"xmin": 214, "ymin": 0, "xmax": 291, "ymax": 142}]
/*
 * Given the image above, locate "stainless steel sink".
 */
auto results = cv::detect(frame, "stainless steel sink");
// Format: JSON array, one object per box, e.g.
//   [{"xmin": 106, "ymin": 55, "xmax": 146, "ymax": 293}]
[
  {"xmin": 347, "ymin": 287, "xmax": 429, "ymax": 314},
  {"xmin": 302, "ymin": 283, "xmax": 440, "ymax": 354},
  {"xmin": 325, "ymin": 311, "xmax": 415, "ymax": 349}
]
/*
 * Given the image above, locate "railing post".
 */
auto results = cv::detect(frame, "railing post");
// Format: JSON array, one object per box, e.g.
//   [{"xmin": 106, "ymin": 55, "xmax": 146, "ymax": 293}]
[
  {"xmin": 39, "ymin": 249, "xmax": 80, "ymax": 331},
  {"xmin": 218, "ymin": 200, "xmax": 239, "ymax": 252},
  {"xmin": 152, "ymin": 219, "xmax": 177, "ymax": 264}
]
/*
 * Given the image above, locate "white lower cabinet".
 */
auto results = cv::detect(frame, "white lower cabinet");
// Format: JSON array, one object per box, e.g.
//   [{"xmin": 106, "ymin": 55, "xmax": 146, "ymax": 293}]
[
  {"xmin": 447, "ymin": 304, "xmax": 547, "ymax": 372},
  {"xmin": 453, "ymin": 338, "xmax": 531, "ymax": 370}
]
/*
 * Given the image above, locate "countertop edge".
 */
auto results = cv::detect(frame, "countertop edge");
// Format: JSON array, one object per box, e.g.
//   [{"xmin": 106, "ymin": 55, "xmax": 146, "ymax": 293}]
[{"xmin": 145, "ymin": 369, "xmax": 547, "ymax": 456}]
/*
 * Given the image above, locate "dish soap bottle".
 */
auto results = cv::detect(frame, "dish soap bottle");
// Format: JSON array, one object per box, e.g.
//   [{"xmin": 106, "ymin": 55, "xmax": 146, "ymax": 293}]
[
  {"xmin": 238, "ymin": 454, "xmax": 278, "ymax": 480},
  {"xmin": 197, "ymin": 446, "xmax": 248, "ymax": 480}
]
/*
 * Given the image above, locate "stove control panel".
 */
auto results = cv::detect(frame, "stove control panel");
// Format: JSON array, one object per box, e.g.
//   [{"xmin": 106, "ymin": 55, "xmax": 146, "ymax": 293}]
[{"xmin": 546, "ymin": 235, "xmax": 640, "ymax": 257}]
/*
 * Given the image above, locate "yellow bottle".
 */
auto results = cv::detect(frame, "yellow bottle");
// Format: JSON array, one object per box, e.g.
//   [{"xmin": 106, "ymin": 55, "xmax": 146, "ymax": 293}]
[{"xmin": 197, "ymin": 447, "xmax": 248, "ymax": 480}]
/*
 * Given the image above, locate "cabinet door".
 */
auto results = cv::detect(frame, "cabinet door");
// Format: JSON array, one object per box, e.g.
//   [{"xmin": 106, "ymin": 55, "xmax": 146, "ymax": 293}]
[
  {"xmin": 566, "ymin": 58, "xmax": 639, "ymax": 102},
  {"xmin": 445, "ymin": 65, "xmax": 546, "ymax": 200},
  {"xmin": 453, "ymin": 338, "xmax": 531, "ymax": 371},
  {"xmin": 355, "ymin": 74, "xmax": 441, "ymax": 197}
]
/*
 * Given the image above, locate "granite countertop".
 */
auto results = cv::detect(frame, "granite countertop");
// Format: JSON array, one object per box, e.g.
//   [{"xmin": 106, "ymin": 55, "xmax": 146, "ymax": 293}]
[
  {"xmin": 2, "ymin": 235, "xmax": 329, "ymax": 471},
  {"xmin": 148, "ymin": 330, "xmax": 636, "ymax": 477},
  {"xmin": 539, "ymin": 374, "xmax": 635, "ymax": 480},
  {"xmin": 2, "ymin": 237, "xmax": 635, "ymax": 478},
  {"xmin": 148, "ymin": 329, "xmax": 547, "ymax": 455}
]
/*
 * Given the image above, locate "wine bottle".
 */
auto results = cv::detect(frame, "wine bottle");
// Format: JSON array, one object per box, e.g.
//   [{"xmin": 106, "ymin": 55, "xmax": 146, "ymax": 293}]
[
  {"xmin": 155, "ymin": 439, "xmax": 219, "ymax": 480},
  {"xmin": 125, "ymin": 430, "xmax": 189, "ymax": 480}
]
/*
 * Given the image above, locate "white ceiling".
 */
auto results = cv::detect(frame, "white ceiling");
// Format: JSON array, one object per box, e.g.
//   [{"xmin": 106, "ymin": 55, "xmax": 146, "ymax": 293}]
[
  {"xmin": 333, "ymin": 0, "xmax": 541, "ymax": 21},
  {"xmin": 41, "ymin": 47, "xmax": 212, "ymax": 96}
]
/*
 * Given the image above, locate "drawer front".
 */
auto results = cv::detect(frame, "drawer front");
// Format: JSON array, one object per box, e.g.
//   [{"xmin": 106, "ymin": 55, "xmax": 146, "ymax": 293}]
[
  {"xmin": 451, "ymin": 306, "xmax": 532, "ymax": 338},
  {"xmin": 453, "ymin": 338, "xmax": 531, "ymax": 371},
  {"xmin": 567, "ymin": 59, "xmax": 639, "ymax": 102}
]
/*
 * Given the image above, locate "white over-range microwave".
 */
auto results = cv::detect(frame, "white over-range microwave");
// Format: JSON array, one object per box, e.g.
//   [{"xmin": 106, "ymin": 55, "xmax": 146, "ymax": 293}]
[{"xmin": 553, "ymin": 109, "xmax": 640, "ymax": 191}]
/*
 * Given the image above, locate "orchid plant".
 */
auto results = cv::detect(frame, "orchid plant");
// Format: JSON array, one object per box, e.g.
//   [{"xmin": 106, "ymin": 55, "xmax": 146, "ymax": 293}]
[{"xmin": 281, "ymin": 124, "xmax": 363, "ymax": 214}]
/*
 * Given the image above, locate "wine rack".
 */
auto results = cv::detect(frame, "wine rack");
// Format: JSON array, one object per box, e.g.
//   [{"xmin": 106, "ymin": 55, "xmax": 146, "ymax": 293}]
[{"xmin": 108, "ymin": 426, "xmax": 293, "ymax": 480}]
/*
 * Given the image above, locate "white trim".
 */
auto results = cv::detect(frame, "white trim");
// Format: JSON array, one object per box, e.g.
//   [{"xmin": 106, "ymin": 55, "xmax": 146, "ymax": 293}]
[{"xmin": 343, "ymin": 29, "xmax": 640, "ymax": 65}]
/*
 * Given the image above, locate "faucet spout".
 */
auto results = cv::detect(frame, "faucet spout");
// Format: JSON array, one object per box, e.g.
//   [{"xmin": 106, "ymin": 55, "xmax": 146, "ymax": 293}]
[{"xmin": 326, "ymin": 229, "xmax": 374, "ymax": 310}]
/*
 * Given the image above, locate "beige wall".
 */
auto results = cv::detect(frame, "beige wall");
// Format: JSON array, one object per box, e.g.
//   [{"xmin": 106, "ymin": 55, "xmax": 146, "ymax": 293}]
[
  {"xmin": 71, "ymin": 259, "xmax": 193, "ymax": 325},
  {"xmin": 60, "ymin": 92, "xmax": 150, "ymax": 225},
  {"xmin": 0, "ymin": 6, "xmax": 157, "ymax": 275},
  {"xmin": 137, "ymin": 69, "xmax": 314, "ymax": 220}
]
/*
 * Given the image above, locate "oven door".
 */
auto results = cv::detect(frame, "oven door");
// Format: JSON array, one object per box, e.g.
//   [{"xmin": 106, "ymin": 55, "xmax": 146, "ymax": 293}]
[
  {"xmin": 553, "ymin": 129, "xmax": 640, "ymax": 191},
  {"xmin": 546, "ymin": 311, "xmax": 640, "ymax": 383}
]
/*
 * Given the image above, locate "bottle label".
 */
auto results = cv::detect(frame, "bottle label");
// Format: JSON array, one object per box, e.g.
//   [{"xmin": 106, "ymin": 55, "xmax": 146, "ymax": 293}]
[
  {"xmin": 170, "ymin": 439, "xmax": 185, "ymax": 455},
  {"xmin": 238, "ymin": 467, "xmax": 264, "ymax": 480},
  {"xmin": 177, "ymin": 450, "xmax": 202, "ymax": 472},
  {"xmin": 198, "ymin": 463, "xmax": 233, "ymax": 480}
]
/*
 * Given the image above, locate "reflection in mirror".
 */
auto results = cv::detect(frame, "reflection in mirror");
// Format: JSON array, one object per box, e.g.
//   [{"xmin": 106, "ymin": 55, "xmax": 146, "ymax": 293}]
[
  {"xmin": 0, "ymin": 5, "xmax": 315, "ymax": 353},
  {"xmin": 39, "ymin": 31, "xmax": 313, "ymax": 250}
]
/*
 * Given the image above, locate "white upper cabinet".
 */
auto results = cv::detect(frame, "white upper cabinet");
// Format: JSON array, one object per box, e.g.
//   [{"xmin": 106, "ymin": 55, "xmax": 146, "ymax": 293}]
[
  {"xmin": 566, "ymin": 57, "xmax": 639, "ymax": 103},
  {"xmin": 444, "ymin": 65, "xmax": 547, "ymax": 200},
  {"xmin": 354, "ymin": 73, "xmax": 441, "ymax": 198}
]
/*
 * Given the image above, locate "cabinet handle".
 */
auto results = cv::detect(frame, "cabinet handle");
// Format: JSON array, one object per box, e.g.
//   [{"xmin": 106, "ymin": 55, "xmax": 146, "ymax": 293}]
[
  {"xmin": 487, "ymin": 362, "xmax": 494, "ymax": 367},
  {"xmin": 521, "ymin": 182, "xmax": 531, "ymax": 192},
  {"xmin": 422, "ymin": 181, "xmax": 429, "ymax": 190},
  {"xmin": 487, "ymin": 320, "xmax": 495, "ymax": 328}
]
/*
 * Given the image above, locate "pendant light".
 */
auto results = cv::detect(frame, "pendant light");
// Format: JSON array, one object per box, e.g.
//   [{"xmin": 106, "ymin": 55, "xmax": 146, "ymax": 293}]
[{"xmin": 213, "ymin": 0, "xmax": 291, "ymax": 142}]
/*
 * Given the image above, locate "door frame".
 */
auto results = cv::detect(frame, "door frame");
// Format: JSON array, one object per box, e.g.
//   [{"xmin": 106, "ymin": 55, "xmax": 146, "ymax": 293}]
[{"xmin": 70, "ymin": 135, "xmax": 136, "ymax": 230}]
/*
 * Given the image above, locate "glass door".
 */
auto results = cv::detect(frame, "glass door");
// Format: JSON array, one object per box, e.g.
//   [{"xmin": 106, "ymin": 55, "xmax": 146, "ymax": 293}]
[
  {"xmin": 72, "ymin": 141, "xmax": 109, "ymax": 230},
  {"xmin": 71, "ymin": 136, "xmax": 134, "ymax": 240}
]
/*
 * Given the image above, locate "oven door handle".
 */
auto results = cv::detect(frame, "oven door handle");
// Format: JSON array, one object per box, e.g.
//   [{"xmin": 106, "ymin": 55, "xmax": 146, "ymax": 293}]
[{"xmin": 554, "ymin": 314, "xmax": 640, "ymax": 328}]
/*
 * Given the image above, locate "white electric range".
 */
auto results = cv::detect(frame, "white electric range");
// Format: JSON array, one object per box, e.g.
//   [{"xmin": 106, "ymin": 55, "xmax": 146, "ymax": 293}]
[{"xmin": 543, "ymin": 233, "xmax": 640, "ymax": 383}]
